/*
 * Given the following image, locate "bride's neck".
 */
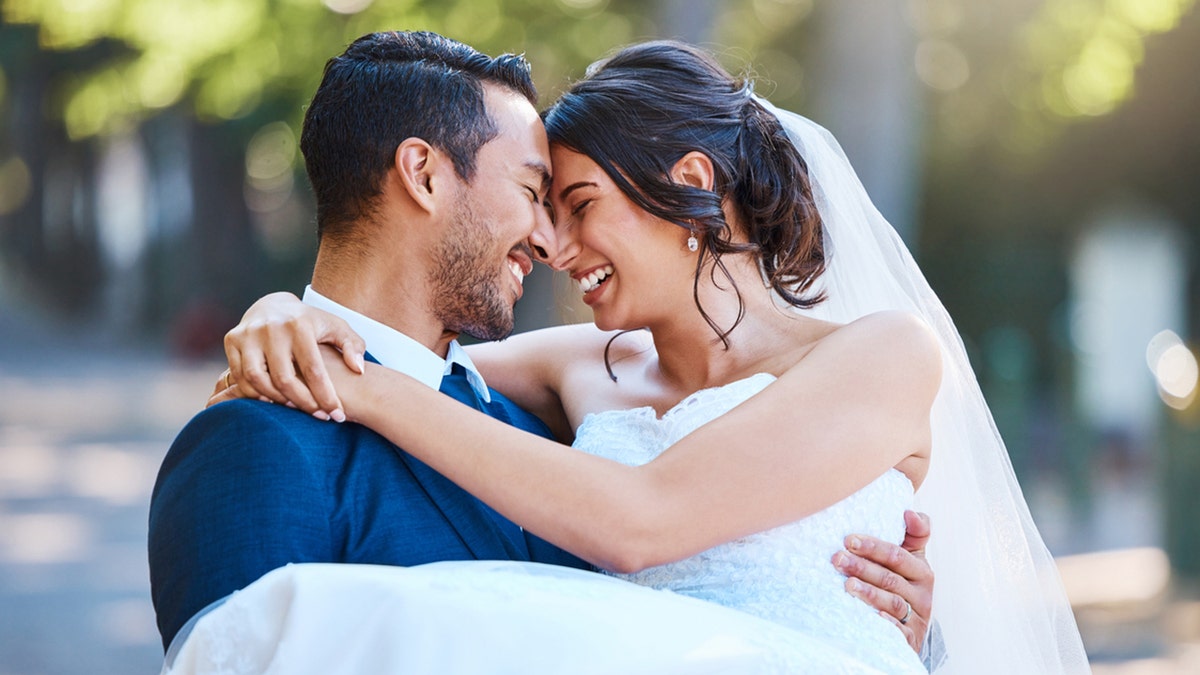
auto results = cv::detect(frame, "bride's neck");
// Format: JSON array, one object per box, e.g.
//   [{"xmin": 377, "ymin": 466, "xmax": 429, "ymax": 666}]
[{"xmin": 646, "ymin": 258, "xmax": 804, "ymax": 394}]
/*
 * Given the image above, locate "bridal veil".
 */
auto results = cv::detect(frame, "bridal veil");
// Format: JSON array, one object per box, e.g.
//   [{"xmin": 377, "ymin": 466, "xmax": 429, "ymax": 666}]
[{"xmin": 758, "ymin": 98, "xmax": 1091, "ymax": 674}]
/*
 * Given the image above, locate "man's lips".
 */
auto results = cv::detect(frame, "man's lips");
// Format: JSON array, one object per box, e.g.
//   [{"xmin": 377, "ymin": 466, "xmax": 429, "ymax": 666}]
[{"xmin": 507, "ymin": 247, "xmax": 533, "ymax": 287}]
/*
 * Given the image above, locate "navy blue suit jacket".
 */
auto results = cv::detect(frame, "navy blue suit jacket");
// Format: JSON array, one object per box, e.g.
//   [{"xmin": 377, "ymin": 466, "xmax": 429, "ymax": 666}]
[{"xmin": 148, "ymin": 375, "xmax": 587, "ymax": 650}]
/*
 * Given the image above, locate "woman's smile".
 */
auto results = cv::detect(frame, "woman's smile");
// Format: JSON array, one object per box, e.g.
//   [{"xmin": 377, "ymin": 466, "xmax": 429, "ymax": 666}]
[{"xmin": 576, "ymin": 264, "xmax": 614, "ymax": 294}]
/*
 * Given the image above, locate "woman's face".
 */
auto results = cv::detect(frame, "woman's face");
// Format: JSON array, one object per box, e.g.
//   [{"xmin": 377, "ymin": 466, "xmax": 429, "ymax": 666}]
[{"xmin": 545, "ymin": 145, "xmax": 696, "ymax": 332}]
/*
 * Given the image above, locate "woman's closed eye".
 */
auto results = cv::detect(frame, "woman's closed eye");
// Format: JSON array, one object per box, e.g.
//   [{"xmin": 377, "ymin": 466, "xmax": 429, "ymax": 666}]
[{"xmin": 570, "ymin": 199, "xmax": 592, "ymax": 216}]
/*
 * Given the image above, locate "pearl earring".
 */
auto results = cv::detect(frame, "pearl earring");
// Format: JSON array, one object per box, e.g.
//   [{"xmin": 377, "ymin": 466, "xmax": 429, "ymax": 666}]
[{"xmin": 687, "ymin": 233, "xmax": 699, "ymax": 252}]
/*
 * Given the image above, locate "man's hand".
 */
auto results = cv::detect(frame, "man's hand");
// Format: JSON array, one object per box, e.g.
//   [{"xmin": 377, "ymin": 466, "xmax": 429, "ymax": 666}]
[{"xmin": 833, "ymin": 510, "xmax": 933, "ymax": 653}]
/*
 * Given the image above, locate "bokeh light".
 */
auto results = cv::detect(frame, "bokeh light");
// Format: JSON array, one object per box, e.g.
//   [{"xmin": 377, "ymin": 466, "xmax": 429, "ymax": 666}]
[
  {"xmin": 323, "ymin": 0, "xmax": 375, "ymax": 15},
  {"xmin": 752, "ymin": 0, "xmax": 813, "ymax": 27},
  {"xmin": 1018, "ymin": 0, "xmax": 1195, "ymax": 124},
  {"xmin": 558, "ymin": 0, "xmax": 607, "ymax": 12},
  {"xmin": 0, "ymin": 155, "xmax": 33, "ymax": 216},
  {"xmin": 915, "ymin": 39, "xmax": 970, "ymax": 91},
  {"xmin": 244, "ymin": 121, "xmax": 297, "ymax": 213},
  {"xmin": 130, "ymin": 52, "xmax": 187, "ymax": 109},
  {"xmin": 1147, "ymin": 330, "xmax": 1199, "ymax": 409}
]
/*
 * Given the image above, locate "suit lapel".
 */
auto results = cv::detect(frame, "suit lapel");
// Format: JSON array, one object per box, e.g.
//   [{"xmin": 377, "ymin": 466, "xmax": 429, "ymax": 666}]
[{"xmin": 365, "ymin": 352, "xmax": 529, "ymax": 561}]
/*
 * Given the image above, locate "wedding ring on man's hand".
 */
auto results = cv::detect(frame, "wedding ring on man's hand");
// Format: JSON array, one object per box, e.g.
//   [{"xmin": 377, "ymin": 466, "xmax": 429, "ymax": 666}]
[
  {"xmin": 221, "ymin": 371, "xmax": 233, "ymax": 389},
  {"xmin": 899, "ymin": 600, "xmax": 912, "ymax": 625}
]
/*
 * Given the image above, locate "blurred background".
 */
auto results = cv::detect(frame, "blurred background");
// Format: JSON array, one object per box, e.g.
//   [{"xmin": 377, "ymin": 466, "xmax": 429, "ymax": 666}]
[{"xmin": 0, "ymin": 0, "xmax": 1197, "ymax": 672}]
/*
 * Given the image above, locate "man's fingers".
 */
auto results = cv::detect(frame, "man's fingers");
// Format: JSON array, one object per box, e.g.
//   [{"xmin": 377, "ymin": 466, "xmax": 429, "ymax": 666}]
[
  {"xmin": 901, "ymin": 510, "xmax": 931, "ymax": 555},
  {"xmin": 837, "ymin": 545, "xmax": 931, "ymax": 612},
  {"xmin": 842, "ymin": 572, "xmax": 927, "ymax": 653},
  {"xmin": 836, "ymin": 546, "xmax": 931, "ymax": 654},
  {"xmin": 843, "ymin": 575, "xmax": 917, "ymax": 628},
  {"xmin": 845, "ymin": 534, "xmax": 932, "ymax": 585},
  {"xmin": 878, "ymin": 610, "xmax": 919, "ymax": 652},
  {"xmin": 840, "ymin": 558, "xmax": 911, "ymax": 609}
]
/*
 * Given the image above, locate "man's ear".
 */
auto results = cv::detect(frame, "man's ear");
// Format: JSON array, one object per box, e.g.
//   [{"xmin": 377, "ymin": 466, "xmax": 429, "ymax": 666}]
[
  {"xmin": 670, "ymin": 151, "xmax": 715, "ymax": 192},
  {"xmin": 394, "ymin": 138, "xmax": 451, "ymax": 214}
]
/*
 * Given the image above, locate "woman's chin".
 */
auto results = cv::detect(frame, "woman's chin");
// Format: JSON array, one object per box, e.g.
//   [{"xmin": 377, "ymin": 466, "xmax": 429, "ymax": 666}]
[{"xmin": 590, "ymin": 312, "xmax": 625, "ymax": 333}]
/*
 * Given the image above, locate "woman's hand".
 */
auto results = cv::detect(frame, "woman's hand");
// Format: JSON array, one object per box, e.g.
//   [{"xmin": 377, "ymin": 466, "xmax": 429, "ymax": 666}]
[
  {"xmin": 833, "ymin": 510, "xmax": 934, "ymax": 653},
  {"xmin": 207, "ymin": 291, "xmax": 366, "ymax": 419}
]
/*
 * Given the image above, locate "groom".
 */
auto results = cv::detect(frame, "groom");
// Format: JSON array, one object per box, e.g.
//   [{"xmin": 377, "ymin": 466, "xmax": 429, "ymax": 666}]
[{"xmin": 149, "ymin": 30, "xmax": 934, "ymax": 654}]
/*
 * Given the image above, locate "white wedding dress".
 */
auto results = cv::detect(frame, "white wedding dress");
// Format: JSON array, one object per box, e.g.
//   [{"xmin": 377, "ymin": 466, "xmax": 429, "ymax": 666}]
[{"xmin": 164, "ymin": 373, "xmax": 926, "ymax": 675}]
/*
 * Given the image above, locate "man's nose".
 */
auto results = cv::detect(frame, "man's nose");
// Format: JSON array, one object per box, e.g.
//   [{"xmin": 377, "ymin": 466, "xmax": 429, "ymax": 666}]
[{"xmin": 528, "ymin": 208, "xmax": 575, "ymax": 271}]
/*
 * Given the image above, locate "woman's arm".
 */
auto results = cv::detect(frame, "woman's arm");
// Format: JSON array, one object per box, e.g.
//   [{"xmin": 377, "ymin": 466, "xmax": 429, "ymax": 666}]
[
  {"xmin": 465, "ymin": 323, "xmax": 612, "ymax": 443},
  {"xmin": 216, "ymin": 293, "xmax": 598, "ymax": 439},
  {"xmin": 336, "ymin": 311, "xmax": 941, "ymax": 574}
]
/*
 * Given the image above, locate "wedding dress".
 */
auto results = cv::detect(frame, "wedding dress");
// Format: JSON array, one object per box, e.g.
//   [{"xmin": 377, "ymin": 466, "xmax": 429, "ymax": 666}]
[{"xmin": 163, "ymin": 373, "xmax": 926, "ymax": 675}]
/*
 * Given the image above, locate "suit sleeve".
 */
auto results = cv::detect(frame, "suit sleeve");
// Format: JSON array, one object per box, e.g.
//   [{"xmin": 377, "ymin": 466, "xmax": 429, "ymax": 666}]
[{"xmin": 148, "ymin": 400, "xmax": 333, "ymax": 651}]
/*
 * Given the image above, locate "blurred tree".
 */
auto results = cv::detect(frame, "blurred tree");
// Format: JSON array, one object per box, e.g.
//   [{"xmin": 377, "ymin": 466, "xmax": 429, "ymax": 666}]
[
  {"xmin": 0, "ymin": 0, "xmax": 666, "ymax": 346},
  {"xmin": 917, "ymin": 0, "xmax": 1200, "ymax": 564},
  {"xmin": 0, "ymin": 0, "xmax": 836, "ymax": 343}
]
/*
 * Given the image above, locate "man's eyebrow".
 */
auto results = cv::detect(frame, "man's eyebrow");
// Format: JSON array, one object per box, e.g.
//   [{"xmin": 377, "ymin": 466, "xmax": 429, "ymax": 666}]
[
  {"xmin": 524, "ymin": 161, "xmax": 551, "ymax": 193},
  {"xmin": 556, "ymin": 181, "xmax": 597, "ymax": 202}
]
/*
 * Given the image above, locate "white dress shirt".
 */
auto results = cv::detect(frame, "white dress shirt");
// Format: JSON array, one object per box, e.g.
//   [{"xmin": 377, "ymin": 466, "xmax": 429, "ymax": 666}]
[{"xmin": 302, "ymin": 286, "xmax": 492, "ymax": 402}]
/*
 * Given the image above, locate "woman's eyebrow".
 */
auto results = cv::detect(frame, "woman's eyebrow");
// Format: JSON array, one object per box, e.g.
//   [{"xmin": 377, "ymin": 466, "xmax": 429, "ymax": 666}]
[{"xmin": 556, "ymin": 181, "xmax": 597, "ymax": 202}]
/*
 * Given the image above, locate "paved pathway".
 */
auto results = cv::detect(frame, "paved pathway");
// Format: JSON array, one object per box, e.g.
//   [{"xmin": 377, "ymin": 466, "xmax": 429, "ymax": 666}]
[{"xmin": 0, "ymin": 305, "xmax": 219, "ymax": 674}]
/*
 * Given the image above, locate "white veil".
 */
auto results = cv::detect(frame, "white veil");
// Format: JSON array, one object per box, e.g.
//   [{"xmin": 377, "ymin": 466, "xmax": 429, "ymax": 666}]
[{"xmin": 758, "ymin": 99, "xmax": 1091, "ymax": 674}]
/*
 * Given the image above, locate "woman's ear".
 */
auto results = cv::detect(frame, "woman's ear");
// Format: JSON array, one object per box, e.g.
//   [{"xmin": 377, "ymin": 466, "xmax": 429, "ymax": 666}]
[
  {"xmin": 670, "ymin": 151, "xmax": 715, "ymax": 192},
  {"xmin": 393, "ymin": 138, "xmax": 450, "ymax": 214}
]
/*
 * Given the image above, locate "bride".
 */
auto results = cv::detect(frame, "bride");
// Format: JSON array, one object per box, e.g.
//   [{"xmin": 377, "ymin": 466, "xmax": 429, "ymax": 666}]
[{"xmin": 186, "ymin": 41, "xmax": 1087, "ymax": 674}]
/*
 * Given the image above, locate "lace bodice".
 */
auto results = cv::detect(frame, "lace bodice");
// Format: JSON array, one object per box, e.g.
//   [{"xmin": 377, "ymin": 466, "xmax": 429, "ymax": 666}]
[{"xmin": 573, "ymin": 373, "xmax": 924, "ymax": 674}]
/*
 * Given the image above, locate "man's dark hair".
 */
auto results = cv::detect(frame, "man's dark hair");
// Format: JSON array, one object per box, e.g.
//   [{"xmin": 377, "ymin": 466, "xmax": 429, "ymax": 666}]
[{"xmin": 300, "ymin": 31, "xmax": 537, "ymax": 241}]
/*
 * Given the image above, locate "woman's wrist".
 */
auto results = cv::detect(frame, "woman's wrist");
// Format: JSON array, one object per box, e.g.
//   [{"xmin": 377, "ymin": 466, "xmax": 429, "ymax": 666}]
[{"xmin": 339, "ymin": 365, "xmax": 377, "ymax": 424}]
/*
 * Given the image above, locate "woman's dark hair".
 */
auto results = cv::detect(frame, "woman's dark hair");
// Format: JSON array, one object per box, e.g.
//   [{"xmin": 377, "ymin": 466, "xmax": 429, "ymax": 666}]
[
  {"xmin": 542, "ymin": 41, "xmax": 826, "ymax": 347},
  {"xmin": 301, "ymin": 31, "xmax": 537, "ymax": 243}
]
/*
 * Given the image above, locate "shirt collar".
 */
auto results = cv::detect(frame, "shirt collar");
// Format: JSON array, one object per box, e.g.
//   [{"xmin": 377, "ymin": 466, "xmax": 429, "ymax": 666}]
[{"xmin": 301, "ymin": 285, "xmax": 491, "ymax": 402}]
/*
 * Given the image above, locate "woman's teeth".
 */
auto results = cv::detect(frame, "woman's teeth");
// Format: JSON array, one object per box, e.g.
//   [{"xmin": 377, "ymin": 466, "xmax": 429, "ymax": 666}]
[{"xmin": 579, "ymin": 265, "xmax": 614, "ymax": 293}]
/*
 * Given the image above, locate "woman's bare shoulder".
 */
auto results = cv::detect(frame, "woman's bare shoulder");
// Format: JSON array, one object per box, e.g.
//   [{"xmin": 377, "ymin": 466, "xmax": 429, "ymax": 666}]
[
  {"xmin": 821, "ymin": 310, "xmax": 936, "ymax": 350},
  {"xmin": 793, "ymin": 311, "xmax": 941, "ymax": 389}
]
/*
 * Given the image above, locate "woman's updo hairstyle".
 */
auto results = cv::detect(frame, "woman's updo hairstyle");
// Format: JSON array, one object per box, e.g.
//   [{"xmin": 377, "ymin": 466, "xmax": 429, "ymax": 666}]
[{"xmin": 542, "ymin": 40, "xmax": 826, "ymax": 345}]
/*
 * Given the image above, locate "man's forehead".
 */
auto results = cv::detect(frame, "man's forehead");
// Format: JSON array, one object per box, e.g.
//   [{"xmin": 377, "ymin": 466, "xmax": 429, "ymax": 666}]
[
  {"xmin": 482, "ymin": 82, "xmax": 541, "ymax": 127},
  {"xmin": 480, "ymin": 85, "xmax": 552, "ymax": 178},
  {"xmin": 521, "ymin": 160, "xmax": 552, "ymax": 190}
]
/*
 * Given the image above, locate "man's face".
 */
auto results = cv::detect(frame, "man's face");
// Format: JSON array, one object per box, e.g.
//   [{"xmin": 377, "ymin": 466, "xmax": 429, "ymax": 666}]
[{"xmin": 427, "ymin": 85, "xmax": 552, "ymax": 341}]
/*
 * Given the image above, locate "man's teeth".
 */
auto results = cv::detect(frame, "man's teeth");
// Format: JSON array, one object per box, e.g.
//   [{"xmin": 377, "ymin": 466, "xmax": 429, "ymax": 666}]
[
  {"xmin": 579, "ymin": 265, "xmax": 614, "ymax": 293},
  {"xmin": 508, "ymin": 259, "xmax": 525, "ymax": 285}
]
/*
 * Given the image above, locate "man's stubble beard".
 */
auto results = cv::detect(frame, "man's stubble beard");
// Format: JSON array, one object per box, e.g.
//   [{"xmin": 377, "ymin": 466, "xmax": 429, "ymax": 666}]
[{"xmin": 427, "ymin": 191, "xmax": 516, "ymax": 342}]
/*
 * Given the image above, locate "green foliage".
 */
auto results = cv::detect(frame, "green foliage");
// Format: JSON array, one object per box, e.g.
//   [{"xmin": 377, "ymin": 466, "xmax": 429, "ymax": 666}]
[
  {"xmin": 0, "ymin": 0, "xmax": 668, "ymax": 139},
  {"xmin": 920, "ymin": 0, "xmax": 1196, "ymax": 160}
]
